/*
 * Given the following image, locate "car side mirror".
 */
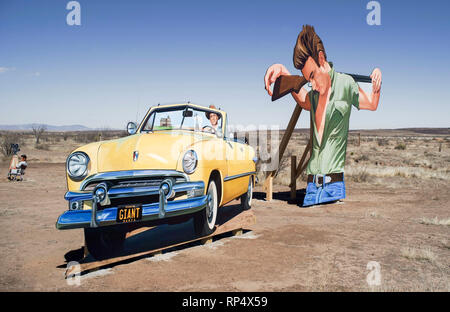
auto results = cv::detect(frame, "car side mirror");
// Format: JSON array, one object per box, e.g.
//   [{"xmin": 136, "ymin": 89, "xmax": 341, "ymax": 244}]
[{"xmin": 126, "ymin": 122, "xmax": 137, "ymax": 135}]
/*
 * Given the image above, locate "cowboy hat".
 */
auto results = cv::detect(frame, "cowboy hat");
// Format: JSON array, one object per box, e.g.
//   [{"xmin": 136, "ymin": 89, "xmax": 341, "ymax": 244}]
[{"xmin": 205, "ymin": 105, "xmax": 221, "ymax": 120}]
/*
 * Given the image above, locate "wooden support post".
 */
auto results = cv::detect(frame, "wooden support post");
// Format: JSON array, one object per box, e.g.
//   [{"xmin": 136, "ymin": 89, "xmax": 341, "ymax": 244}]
[
  {"xmin": 264, "ymin": 175, "xmax": 273, "ymax": 201},
  {"xmin": 288, "ymin": 137, "xmax": 312, "ymax": 188},
  {"xmin": 290, "ymin": 155, "xmax": 297, "ymax": 200},
  {"xmin": 300, "ymin": 156, "xmax": 310, "ymax": 174},
  {"xmin": 264, "ymin": 104, "xmax": 303, "ymax": 201},
  {"xmin": 288, "ymin": 155, "xmax": 311, "ymax": 188},
  {"xmin": 295, "ymin": 140, "xmax": 311, "ymax": 178},
  {"xmin": 276, "ymin": 104, "xmax": 303, "ymax": 165}
]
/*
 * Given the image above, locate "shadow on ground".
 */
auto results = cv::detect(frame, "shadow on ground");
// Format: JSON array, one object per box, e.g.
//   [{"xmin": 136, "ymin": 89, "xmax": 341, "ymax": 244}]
[
  {"xmin": 59, "ymin": 203, "xmax": 249, "ymax": 275},
  {"xmin": 253, "ymin": 188, "xmax": 306, "ymax": 206}
]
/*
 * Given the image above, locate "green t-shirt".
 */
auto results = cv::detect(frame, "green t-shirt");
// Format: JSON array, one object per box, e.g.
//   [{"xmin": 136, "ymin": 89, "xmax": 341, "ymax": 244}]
[{"xmin": 307, "ymin": 66, "xmax": 359, "ymax": 175}]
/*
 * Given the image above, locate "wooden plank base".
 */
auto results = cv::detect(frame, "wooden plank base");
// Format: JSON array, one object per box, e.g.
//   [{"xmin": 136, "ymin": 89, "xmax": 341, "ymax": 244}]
[
  {"xmin": 69, "ymin": 210, "xmax": 256, "ymax": 278},
  {"xmin": 200, "ymin": 237, "xmax": 213, "ymax": 245},
  {"xmin": 232, "ymin": 229, "xmax": 243, "ymax": 236}
]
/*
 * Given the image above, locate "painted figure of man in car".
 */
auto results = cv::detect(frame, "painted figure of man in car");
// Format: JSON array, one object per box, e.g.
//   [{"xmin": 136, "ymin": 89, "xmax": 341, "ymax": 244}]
[
  {"xmin": 204, "ymin": 104, "xmax": 222, "ymax": 135},
  {"xmin": 264, "ymin": 25, "xmax": 382, "ymax": 207}
]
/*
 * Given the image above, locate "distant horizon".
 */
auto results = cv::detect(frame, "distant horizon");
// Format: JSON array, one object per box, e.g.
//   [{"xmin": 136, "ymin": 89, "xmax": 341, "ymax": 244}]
[
  {"xmin": 0, "ymin": 122, "xmax": 448, "ymax": 133},
  {"xmin": 1, "ymin": 1, "xmax": 449, "ymax": 129}
]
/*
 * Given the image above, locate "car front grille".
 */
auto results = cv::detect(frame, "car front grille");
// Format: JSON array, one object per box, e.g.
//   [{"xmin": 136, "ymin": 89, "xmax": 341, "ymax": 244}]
[
  {"xmin": 113, "ymin": 177, "xmax": 186, "ymax": 188},
  {"xmin": 83, "ymin": 174, "xmax": 188, "ymax": 210},
  {"xmin": 83, "ymin": 176, "xmax": 187, "ymax": 191},
  {"xmin": 99, "ymin": 194, "xmax": 160, "ymax": 210}
]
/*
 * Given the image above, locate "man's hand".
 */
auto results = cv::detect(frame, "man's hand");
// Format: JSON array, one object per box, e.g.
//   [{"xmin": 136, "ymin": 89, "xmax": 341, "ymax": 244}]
[
  {"xmin": 264, "ymin": 64, "xmax": 290, "ymax": 96},
  {"xmin": 264, "ymin": 63, "xmax": 310, "ymax": 110},
  {"xmin": 370, "ymin": 68, "xmax": 382, "ymax": 93}
]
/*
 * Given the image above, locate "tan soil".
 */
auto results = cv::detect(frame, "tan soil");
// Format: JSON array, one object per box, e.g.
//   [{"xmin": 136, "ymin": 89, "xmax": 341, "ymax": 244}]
[{"xmin": 0, "ymin": 162, "xmax": 448, "ymax": 291}]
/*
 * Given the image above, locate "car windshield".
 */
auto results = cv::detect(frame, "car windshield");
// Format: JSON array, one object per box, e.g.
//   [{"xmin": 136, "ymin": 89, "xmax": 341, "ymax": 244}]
[{"xmin": 141, "ymin": 105, "xmax": 223, "ymax": 135}]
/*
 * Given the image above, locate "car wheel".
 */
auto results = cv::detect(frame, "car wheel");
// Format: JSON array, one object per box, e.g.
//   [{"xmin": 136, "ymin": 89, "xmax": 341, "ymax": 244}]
[
  {"xmin": 240, "ymin": 176, "xmax": 253, "ymax": 210},
  {"xmin": 84, "ymin": 227, "xmax": 126, "ymax": 260},
  {"xmin": 193, "ymin": 180, "xmax": 218, "ymax": 237}
]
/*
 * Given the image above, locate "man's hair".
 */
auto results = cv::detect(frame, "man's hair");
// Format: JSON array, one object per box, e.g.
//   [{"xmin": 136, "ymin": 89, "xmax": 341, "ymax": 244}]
[
  {"xmin": 21, "ymin": 154, "xmax": 27, "ymax": 160},
  {"xmin": 293, "ymin": 25, "xmax": 327, "ymax": 70}
]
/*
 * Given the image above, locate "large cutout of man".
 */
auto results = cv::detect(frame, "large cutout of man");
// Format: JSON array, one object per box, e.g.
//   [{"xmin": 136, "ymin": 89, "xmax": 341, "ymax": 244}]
[{"xmin": 264, "ymin": 25, "xmax": 382, "ymax": 207}]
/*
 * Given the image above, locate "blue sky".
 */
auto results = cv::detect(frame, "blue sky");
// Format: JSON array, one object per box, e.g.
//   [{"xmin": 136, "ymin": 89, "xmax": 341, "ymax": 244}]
[{"xmin": 0, "ymin": 0, "xmax": 449, "ymax": 129}]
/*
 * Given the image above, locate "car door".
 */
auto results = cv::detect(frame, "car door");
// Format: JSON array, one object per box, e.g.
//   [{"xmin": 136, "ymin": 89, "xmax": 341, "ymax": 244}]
[{"xmin": 222, "ymin": 117, "xmax": 249, "ymax": 203}]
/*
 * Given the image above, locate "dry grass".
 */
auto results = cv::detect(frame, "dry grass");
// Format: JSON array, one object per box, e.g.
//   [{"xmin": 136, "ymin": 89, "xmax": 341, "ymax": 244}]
[
  {"xmin": 345, "ymin": 166, "xmax": 450, "ymax": 181},
  {"xmin": 366, "ymin": 210, "xmax": 382, "ymax": 218},
  {"xmin": 2, "ymin": 129, "xmax": 450, "ymax": 186},
  {"xmin": 251, "ymin": 129, "xmax": 450, "ymax": 189},
  {"xmin": 266, "ymin": 160, "xmax": 450, "ymax": 186},
  {"xmin": 0, "ymin": 132, "xmax": 24, "ymax": 157},
  {"xmin": 273, "ymin": 173, "xmax": 291, "ymax": 186},
  {"xmin": 400, "ymin": 247, "xmax": 437, "ymax": 263},
  {"xmin": 353, "ymin": 154, "xmax": 369, "ymax": 163},
  {"xmin": 35, "ymin": 143, "xmax": 50, "ymax": 151},
  {"xmin": 302, "ymin": 256, "xmax": 341, "ymax": 292},
  {"xmin": 0, "ymin": 130, "xmax": 126, "ymax": 164},
  {"xmin": 419, "ymin": 217, "xmax": 450, "ymax": 226},
  {"xmin": 347, "ymin": 167, "xmax": 371, "ymax": 182},
  {"xmin": 366, "ymin": 282, "xmax": 449, "ymax": 292}
]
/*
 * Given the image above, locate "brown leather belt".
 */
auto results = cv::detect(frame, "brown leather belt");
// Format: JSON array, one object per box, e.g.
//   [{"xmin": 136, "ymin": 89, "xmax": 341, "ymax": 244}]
[{"xmin": 307, "ymin": 173, "xmax": 344, "ymax": 185}]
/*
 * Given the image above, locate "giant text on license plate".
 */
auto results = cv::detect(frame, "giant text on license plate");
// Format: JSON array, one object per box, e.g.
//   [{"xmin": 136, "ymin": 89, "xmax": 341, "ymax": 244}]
[{"xmin": 117, "ymin": 204, "xmax": 142, "ymax": 223}]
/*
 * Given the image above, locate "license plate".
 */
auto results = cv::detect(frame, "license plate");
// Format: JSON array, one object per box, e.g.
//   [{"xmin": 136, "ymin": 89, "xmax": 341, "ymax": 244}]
[{"xmin": 116, "ymin": 204, "xmax": 142, "ymax": 223}]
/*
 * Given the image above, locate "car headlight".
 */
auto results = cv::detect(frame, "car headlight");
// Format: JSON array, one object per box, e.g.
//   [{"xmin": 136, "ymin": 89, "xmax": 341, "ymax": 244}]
[
  {"xmin": 67, "ymin": 152, "xmax": 90, "ymax": 180},
  {"xmin": 182, "ymin": 150, "xmax": 198, "ymax": 174}
]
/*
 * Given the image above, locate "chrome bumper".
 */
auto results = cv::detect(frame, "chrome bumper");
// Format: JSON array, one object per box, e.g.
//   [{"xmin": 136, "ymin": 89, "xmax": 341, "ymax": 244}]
[
  {"xmin": 56, "ymin": 195, "xmax": 208, "ymax": 230},
  {"xmin": 56, "ymin": 179, "xmax": 206, "ymax": 230}
]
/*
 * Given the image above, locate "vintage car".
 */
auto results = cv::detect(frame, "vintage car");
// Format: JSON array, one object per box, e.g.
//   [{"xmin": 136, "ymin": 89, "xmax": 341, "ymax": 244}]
[{"xmin": 56, "ymin": 103, "xmax": 257, "ymax": 259}]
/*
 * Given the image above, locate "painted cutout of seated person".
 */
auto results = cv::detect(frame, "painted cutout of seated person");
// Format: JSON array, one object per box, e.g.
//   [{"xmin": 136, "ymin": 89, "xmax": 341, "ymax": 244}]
[
  {"xmin": 8, "ymin": 154, "xmax": 27, "ymax": 180},
  {"xmin": 16, "ymin": 154, "xmax": 28, "ymax": 169},
  {"xmin": 9, "ymin": 154, "xmax": 27, "ymax": 171},
  {"xmin": 203, "ymin": 105, "xmax": 222, "ymax": 135},
  {"xmin": 264, "ymin": 25, "xmax": 382, "ymax": 207}
]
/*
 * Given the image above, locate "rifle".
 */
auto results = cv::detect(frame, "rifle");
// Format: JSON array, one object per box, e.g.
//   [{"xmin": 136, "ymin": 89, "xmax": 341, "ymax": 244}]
[{"xmin": 271, "ymin": 73, "xmax": 372, "ymax": 101}]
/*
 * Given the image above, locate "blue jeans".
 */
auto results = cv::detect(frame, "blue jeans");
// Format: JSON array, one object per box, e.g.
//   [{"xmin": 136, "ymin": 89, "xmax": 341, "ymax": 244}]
[{"xmin": 303, "ymin": 174, "xmax": 346, "ymax": 207}]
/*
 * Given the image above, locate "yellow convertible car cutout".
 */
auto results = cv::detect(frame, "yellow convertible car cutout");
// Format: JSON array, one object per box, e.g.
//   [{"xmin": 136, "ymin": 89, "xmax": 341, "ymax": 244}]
[{"xmin": 56, "ymin": 103, "xmax": 257, "ymax": 260}]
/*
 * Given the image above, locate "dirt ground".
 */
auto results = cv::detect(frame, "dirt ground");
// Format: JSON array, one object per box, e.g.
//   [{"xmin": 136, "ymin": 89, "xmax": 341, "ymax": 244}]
[{"xmin": 0, "ymin": 161, "xmax": 448, "ymax": 292}]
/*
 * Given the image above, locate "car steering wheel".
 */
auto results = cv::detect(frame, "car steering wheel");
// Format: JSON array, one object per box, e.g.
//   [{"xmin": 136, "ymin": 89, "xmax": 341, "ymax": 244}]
[{"xmin": 202, "ymin": 125, "xmax": 216, "ymax": 134}]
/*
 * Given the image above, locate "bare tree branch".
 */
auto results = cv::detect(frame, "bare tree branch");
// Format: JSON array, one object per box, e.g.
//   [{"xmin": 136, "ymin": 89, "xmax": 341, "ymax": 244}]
[{"xmin": 32, "ymin": 124, "xmax": 47, "ymax": 144}]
